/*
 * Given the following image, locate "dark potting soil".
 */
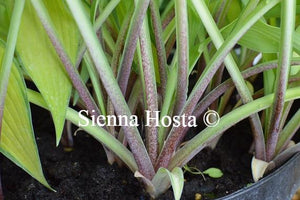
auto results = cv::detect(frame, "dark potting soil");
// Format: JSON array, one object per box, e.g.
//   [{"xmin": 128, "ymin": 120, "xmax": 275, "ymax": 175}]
[{"xmin": 1, "ymin": 105, "xmax": 253, "ymax": 200}]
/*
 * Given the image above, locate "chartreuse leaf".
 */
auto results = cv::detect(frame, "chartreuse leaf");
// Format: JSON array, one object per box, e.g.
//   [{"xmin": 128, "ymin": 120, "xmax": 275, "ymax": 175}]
[
  {"xmin": 0, "ymin": 45, "xmax": 51, "ymax": 189},
  {"xmin": 16, "ymin": 0, "xmax": 79, "ymax": 145},
  {"xmin": 0, "ymin": 0, "xmax": 24, "ymax": 131},
  {"xmin": 203, "ymin": 168, "xmax": 223, "ymax": 178}
]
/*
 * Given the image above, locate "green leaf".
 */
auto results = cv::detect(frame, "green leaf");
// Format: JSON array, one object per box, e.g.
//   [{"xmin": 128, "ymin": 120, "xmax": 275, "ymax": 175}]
[
  {"xmin": 263, "ymin": 53, "xmax": 277, "ymax": 95},
  {"xmin": 72, "ymin": 62, "xmax": 89, "ymax": 106},
  {"xmin": 220, "ymin": 20, "xmax": 279, "ymax": 53},
  {"xmin": 197, "ymin": 19, "xmax": 300, "ymax": 54},
  {"xmin": 83, "ymin": 54, "xmax": 107, "ymax": 116},
  {"xmin": 203, "ymin": 168, "xmax": 223, "ymax": 178},
  {"xmin": 16, "ymin": 0, "xmax": 79, "ymax": 144},
  {"xmin": 90, "ymin": 0, "xmax": 100, "ymax": 23},
  {"xmin": 0, "ymin": 3, "xmax": 9, "ymax": 40},
  {"xmin": 225, "ymin": 20, "xmax": 300, "ymax": 54},
  {"xmin": 226, "ymin": 0, "xmax": 242, "ymax": 23},
  {"xmin": 265, "ymin": 1, "xmax": 300, "ymax": 18},
  {"xmin": 162, "ymin": 18, "xmax": 175, "ymax": 44},
  {"xmin": 290, "ymin": 64, "xmax": 300, "ymax": 75},
  {"xmin": 0, "ymin": 45, "xmax": 51, "ymax": 189},
  {"xmin": 187, "ymin": 1, "xmax": 206, "ymax": 72}
]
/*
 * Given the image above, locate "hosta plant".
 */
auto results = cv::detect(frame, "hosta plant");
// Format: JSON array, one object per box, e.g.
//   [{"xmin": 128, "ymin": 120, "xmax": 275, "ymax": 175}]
[{"xmin": 0, "ymin": 0, "xmax": 300, "ymax": 199}]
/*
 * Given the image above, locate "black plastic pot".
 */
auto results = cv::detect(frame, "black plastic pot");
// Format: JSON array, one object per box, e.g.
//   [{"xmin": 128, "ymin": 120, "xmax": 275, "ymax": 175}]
[{"xmin": 217, "ymin": 153, "xmax": 300, "ymax": 200}]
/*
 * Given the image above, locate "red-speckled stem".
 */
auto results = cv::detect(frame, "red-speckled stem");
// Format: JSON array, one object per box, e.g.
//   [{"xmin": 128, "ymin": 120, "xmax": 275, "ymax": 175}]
[
  {"xmin": 173, "ymin": 0, "xmax": 189, "ymax": 115},
  {"xmin": 117, "ymin": 0, "xmax": 150, "ymax": 95},
  {"xmin": 149, "ymin": 0, "xmax": 167, "ymax": 99},
  {"xmin": 139, "ymin": 18, "xmax": 159, "ymax": 164}
]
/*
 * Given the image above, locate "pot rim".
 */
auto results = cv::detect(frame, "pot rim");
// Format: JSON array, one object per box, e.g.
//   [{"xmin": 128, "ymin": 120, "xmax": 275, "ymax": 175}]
[{"xmin": 216, "ymin": 152, "xmax": 300, "ymax": 200}]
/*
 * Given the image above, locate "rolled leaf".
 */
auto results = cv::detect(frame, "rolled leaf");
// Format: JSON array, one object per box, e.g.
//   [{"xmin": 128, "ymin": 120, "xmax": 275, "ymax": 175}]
[{"xmin": 152, "ymin": 167, "xmax": 184, "ymax": 200}]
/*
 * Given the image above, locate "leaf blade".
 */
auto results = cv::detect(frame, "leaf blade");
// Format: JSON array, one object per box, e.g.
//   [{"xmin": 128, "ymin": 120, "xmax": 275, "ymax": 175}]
[
  {"xmin": 0, "ymin": 45, "xmax": 51, "ymax": 189},
  {"xmin": 16, "ymin": 0, "xmax": 79, "ymax": 144}
]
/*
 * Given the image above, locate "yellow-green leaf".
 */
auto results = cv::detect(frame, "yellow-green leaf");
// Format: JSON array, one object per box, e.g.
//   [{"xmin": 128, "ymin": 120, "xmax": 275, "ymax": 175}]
[
  {"xmin": 16, "ymin": 0, "xmax": 79, "ymax": 144},
  {"xmin": 0, "ymin": 45, "xmax": 51, "ymax": 189},
  {"xmin": 203, "ymin": 167, "xmax": 223, "ymax": 178}
]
